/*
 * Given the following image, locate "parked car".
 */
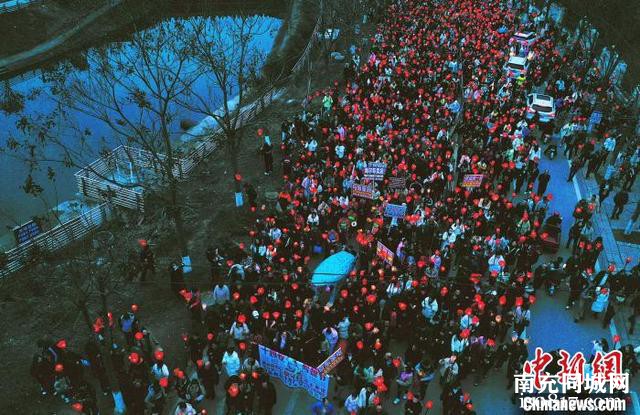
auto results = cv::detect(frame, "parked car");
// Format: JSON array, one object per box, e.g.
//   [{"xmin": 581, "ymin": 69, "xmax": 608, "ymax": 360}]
[
  {"xmin": 526, "ymin": 93, "xmax": 556, "ymax": 122},
  {"xmin": 503, "ymin": 56, "xmax": 529, "ymax": 78},
  {"xmin": 510, "ymin": 31, "xmax": 537, "ymax": 48}
]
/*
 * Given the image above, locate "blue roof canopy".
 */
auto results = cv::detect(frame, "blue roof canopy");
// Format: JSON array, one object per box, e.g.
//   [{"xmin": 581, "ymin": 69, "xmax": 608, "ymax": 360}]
[{"xmin": 311, "ymin": 251, "xmax": 356, "ymax": 286}]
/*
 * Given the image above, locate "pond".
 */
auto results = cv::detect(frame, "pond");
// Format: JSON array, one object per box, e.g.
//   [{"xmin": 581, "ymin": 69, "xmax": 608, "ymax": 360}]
[{"xmin": 0, "ymin": 15, "xmax": 282, "ymax": 247}]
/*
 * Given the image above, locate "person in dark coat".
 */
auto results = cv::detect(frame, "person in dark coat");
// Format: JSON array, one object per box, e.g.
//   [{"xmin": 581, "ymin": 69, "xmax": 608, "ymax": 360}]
[
  {"xmin": 599, "ymin": 181, "xmax": 612, "ymax": 206},
  {"xmin": 566, "ymin": 270, "xmax": 588, "ymax": 309},
  {"xmin": 257, "ymin": 375, "xmax": 277, "ymax": 415},
  {"xmin": 404, "ymin": 392, "xmax": 423, "ymax": 415},
  {"xmin": 30, "ymin": 352, "xmax": 54, "ymax": 396},
  {"xmin": 567, "ymin": 157, "xmax": 584, "ymax": 181},
  {"xmin": 139, "ymin": 241, "xmax": 156, "ymax": 281},
  {"xmin": 611, "ymin": 190, "xmax": 629, "ymax": 219},
  {"xmin": 261, "ymin": 136, "xmax": 274, "ymax": 175},
  {"xmin": 169, "ymin": 261, "xmax": 186, "ymax": 298},
  {"xmin": 244, "ymin": 183, "xmax": 258, "ymax": 208},
  {"xmin": 585, "ymin": 149, "xmax": 604, "ymax": 179},
  {"xmin": 536, "ymin": 170, "xmax": 550, "ymax": 196}
]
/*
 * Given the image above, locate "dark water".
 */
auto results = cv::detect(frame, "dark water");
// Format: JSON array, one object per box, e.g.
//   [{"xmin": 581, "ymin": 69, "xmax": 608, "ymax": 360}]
[{"xmin": 0, "ymin": 16, "xmax": 281, "ymax": 243}]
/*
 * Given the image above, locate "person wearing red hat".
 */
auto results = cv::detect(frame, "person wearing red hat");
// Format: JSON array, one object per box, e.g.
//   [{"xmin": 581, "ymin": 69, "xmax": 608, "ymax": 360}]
[
  {"xmin": 144, "ymin": 379, "xmax": 166, "ymax": 415},
  {"xmin": 198, "ymin": 353, "xmax": 219, "ymax": 401},
  {"xmin": 138, "ymin": 240, "xmax": 156, "ymax": 282},
  {"xmin": 53, "ymin": 365, "xmax": 72, "ymax": 404},
  {"xmin": 74, "ymin": 380, "xmax": 99, "ymax": 415},
  {"xmin": 175, "ymin": 371, "xmax": 205, "ymax": 407},
  {"xmin": 150, "ymin": 351, "xmax": 169, "ymax": 382},
  {"xmin": 513, "ymin": 302, "xmax": 531, "ymax": 339},
  {"xmin": 404, "ymin": 391, "xmax": 422, "ymax": 415},
  {"xmin": 118, "ymin": 311, "xmax": 139, "ymax": 347}
]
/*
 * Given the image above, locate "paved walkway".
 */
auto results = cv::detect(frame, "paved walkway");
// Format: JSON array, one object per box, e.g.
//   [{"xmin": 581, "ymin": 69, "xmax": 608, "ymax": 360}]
[
  {"xmin": 0, "ymin": 0, "xmax": 121, "ymax": 76},
  {"xmin": 570, "ymin": 155, "xmax": 640, "ymax": 346}
]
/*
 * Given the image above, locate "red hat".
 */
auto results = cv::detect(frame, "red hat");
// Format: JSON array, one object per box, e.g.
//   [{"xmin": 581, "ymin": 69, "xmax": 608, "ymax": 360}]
[
  {"xmin": 159, "ymin": 377, "xmax": 169, "ymax": 388},
  {"xmin": 228, "ymin": 383, "xmax": 240, "ymax": 397}
]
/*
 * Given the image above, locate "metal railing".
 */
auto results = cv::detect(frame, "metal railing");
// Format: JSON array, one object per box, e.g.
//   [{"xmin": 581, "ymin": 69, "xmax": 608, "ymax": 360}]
[
  {"xmin": 0, "ymin": 202, "xmax": 112, "ymax": 276},
  {"xmin": 74, "ymin": 1, "xmax": 324, "ymax": 213}
]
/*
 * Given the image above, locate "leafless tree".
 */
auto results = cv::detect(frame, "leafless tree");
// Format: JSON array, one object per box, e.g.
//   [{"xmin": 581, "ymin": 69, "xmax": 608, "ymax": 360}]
[
  {"xmin": 178, "ymin": 14, "xmax": 278, "ymax": 187},
  {"xmin": 6, "ymin": 19, "xmax": 201, "ymax": 255}
]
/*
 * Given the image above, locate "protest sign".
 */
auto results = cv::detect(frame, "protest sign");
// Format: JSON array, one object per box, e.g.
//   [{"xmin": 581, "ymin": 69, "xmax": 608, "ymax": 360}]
[
  {"xmin": 462, "ymin": 174, "xmax": 484, "ymax": 188},
  {"xmin": 364, "ymin": 162, "xmax": 387, "ymax": 181},
  {"xmin": 317, "ymin": 347, "xmax": 345, "ymax": 376},
  {"xmin": 258, "ymin": 345, "xmax": 329, "ymax": 400},
  {"xmin": 388, "ymin": 176, "xmax": 406, "ymax": 190},
  {"xmin": 384, "ymin": 203, "xmax": 407, "ymax": 218},
  {"xmin": 376, "ymin": 241, "xmax": 395, "ymax": 265},
  {"xmin": 352, "ymin": 183, "xmax": 375, "ymax": 199}
]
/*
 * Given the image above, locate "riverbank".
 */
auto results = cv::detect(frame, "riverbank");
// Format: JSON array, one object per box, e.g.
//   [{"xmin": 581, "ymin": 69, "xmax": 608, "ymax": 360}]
[
  {"xmin": 0, "ymin": 0, "xmax": 320, "ymax": 247},
  {"xmin": 0, "ymin": 0, "xmax": 357, "ymax": 411},
  {"xmin": 0, "ymin": 0, "xmax": 288, "ymax": 79}
]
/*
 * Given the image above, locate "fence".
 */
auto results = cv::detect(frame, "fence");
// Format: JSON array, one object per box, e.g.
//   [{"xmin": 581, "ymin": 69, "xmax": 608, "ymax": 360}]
[
  {"xmin": 75, "ymin": 146, "xmax": 145, "ymax": 211},
  {"xmin": 74, "ymin": 0, "xmax": 324, "ymax": 212},
  {"xmin": 0, "ymin": 202, "xmax": 113, "ymax": 276}
]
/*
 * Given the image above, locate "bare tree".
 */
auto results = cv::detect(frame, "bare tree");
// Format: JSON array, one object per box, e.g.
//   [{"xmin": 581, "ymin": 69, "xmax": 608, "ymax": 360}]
[
  {"xmin": 6, "ymin": 19, "xmax": 201, "ymax": 255},
  {"xmin": 178, "ymin": 14, "xmax": 278, "ymax": 194},
  {"xmin": 54, "ymin": 232, "xmax": 128, "ymax": 414}
]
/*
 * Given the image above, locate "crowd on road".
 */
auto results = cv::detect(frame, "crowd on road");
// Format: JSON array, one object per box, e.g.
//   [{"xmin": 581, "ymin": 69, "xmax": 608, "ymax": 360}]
[{"xmin": 29, "ymin": 0, "xmax": 640, "ymax": 414}]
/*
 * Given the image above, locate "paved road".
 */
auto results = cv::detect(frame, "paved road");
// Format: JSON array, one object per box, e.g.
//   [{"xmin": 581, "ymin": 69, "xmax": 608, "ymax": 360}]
[{"xmin": 143, "ymin": 145, "xmax": 627, "ymax": 415}]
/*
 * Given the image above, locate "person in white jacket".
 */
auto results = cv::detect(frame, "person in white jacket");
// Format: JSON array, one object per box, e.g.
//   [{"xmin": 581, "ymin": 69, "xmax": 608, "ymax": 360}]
[
  {"xmin": 212, "ymin": 283, "xmax": 230, "ymax": 305},
  {"xmin": 221, "ymin": 347, "xmax": 240, "ymax": 377},
  {"xmin": 357, "ymin": 385, "xmax": 377, "ymax": 410},
  {"xmin": 150, "ymin": 359, "xmax": 169, "ymax": 382},
  {"xmin": 451, "ymin": 332, "xmax": 469, "ymax": 354},
  {"xmin": 421, "ymin": 296, "xmax": 438, "ymax": 323},
  {"xmin": 229, "ymin": 320, "xmax": 250, "ymax": 341},
  {"xmin": 344, "ymin": 391, "xmax": 360, "ymax": 414},
  {"xmin": 174, "ymin": 401, "xmax": 197, "ymax": 415},
  {"xmin": 337, "ymin": 316, "xmax": 350, "ymax": 341}
]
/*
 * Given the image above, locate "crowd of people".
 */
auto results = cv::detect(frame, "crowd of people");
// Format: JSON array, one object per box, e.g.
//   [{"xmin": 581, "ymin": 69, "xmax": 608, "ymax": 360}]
[{"xmin": 30, "ymin": 0, "xmax": 640, "ymax": 414}]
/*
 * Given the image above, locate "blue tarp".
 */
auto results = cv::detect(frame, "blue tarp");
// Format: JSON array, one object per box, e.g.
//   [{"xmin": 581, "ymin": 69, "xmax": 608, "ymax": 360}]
[{"xmin": 311, "ymin": 251, "xmax": 356, "ymax": 286}]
